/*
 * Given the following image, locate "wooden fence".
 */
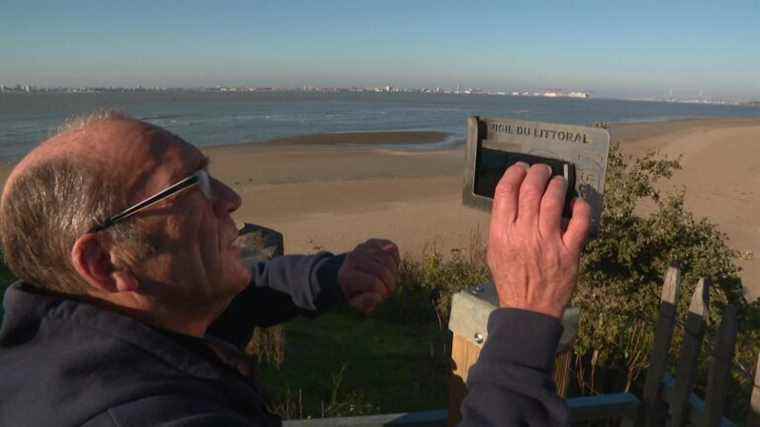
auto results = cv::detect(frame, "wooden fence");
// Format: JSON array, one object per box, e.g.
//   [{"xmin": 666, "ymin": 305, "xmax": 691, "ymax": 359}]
[
  {"xmin": 443, "ymin": 266, "xmax": 759, "ymax": 426},
  {"xmin": 283, "ymin": 265, "xmax": 760, "ymax": 426},
  {"xmin": 634, "ymin": 266, "xmax": 758, "ymax": 426}
]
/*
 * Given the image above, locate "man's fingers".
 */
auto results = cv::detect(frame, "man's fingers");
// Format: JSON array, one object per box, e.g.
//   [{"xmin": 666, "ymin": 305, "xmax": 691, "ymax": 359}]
[
  {"xmin": 382, "ymin": 243, "xmax": 400, "ymax": 266},
  {"xmin": 363, "ymin": 238, "xmax": 395, "ymax": 251},
  {"xmin": 538, "ymin": 176, "xmax": 567, "ymax": 236},
  {"xmin": 562, "ymin": 197, "xmax": 592, "ymax": 254},
  {"xmin": 342, "ymin": 268, "xmax": 388, "ymax": 297},
  {"xmin": 517, "ymin": 164, "xmax": 553, "ymax": 225},
  {"xmin": 371, "ymin": 245, "xmax": 400, "ymax": 272},
  {"xmin": 350, "ymin": 292, "xmax": 383, "ymax": 314},
  {"xmin": 353, "ymin": 254, "xmax": 396, "ymax": 294},
  {"xmin": 354, "ymin": 247, "xmax": 399, "ymax": 277},
  {"xmin": 361, "ymin": 239, "xmax": 401, "ymax": 266},
  {"xmin": 491, "ymin": 162, "xmax": 528, "ymax": 225}
]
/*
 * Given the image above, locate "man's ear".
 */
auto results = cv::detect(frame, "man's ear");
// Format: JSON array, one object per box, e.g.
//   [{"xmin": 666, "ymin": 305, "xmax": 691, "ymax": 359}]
[{"xmin": 70, "ymin": 234, "xmax": 139, "ymax": 293}]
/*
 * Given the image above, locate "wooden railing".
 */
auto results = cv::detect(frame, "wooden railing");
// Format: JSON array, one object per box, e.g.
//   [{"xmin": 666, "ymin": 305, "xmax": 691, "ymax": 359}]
[
  {"xmin": 444, "ymin": 266, "xmax": 758, "ymax": 426},
  {"xmin": 283, "ymin": 265, "xmax": 760, "ymax": 426},
  {"xmin": 635, "ymin": 267, "xmax": 755, "ymax": 426}
]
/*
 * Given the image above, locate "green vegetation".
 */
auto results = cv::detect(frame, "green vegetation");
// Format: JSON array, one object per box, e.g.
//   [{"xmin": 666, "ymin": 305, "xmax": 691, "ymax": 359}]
[
  {"xmin": 572, "ymin": 142, "xmax": 759, "ymax": 419},
  {"xmin": 259, "ymin": 302, "xmax": 451, "ymax": 418}
]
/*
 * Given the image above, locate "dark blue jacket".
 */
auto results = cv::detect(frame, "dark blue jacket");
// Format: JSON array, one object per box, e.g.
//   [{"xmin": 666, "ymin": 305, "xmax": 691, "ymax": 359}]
[{"xmin": 0, "ymin": 253, "xmax": 568, "ymax": 426}]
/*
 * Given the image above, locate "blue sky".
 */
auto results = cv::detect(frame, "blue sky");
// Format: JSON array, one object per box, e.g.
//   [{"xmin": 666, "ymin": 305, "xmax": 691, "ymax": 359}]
[{"xmin": 1, "ymin": 0, "xmax": 759, "ymax": 99}]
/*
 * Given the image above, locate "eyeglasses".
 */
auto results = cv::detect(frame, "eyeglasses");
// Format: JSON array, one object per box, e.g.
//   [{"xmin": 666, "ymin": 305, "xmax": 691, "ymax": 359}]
[{"xmin": 90, "ymin": 169, "xmax": 213, "ymax": 233}]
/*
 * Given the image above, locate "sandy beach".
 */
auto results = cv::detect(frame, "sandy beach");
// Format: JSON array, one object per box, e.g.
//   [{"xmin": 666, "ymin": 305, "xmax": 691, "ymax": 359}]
[
  {"xmin": 1, "ymin": 122, "xmax": 758, "ymax": 300},
  {"xmin": 212, "ymin": 121, "xmax": 760, "ymax": 301}
]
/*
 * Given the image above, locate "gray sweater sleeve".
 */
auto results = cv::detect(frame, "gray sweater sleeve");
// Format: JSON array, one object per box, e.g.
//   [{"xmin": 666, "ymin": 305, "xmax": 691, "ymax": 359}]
[
  {"xmin": 458, "ymin": 308, "xmax": 570, "ymax": 427},
  {"xmin": 207, "ymin": 253, "xmax": 346, "ymax": 348}
]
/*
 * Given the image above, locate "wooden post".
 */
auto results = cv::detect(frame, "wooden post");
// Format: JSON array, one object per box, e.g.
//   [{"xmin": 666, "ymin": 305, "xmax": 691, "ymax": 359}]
[
  {"xmin": 641, "ymin": 265, "xmax": 681, "ymax": 427},
  {"xmin": 554, "ymin": 350, "xmax": 573, "ymax": 397},
  {"xmin": 448, "ymin": 335, "xmax": 482, "ymax": 427},
  {"xmin": 447, "ymin": 285, "xmax": 579, "ymax": 426},
  {"xmin": 749, "ymin": 353, "xmax": 760, "ymax": 427},
  {"xmin": 704, "ymin": 305, "xmax": 737, "ymax": 426},
  {"xmin": 670, "ymin": 278, "xmax": 710, "ymax": 427}
]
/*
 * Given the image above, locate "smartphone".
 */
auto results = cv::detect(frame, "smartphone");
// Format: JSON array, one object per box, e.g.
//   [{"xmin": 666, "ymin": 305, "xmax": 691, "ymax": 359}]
[{"xmin": 473, "ymin": 149, "xmax": 577, "ymax": 218}]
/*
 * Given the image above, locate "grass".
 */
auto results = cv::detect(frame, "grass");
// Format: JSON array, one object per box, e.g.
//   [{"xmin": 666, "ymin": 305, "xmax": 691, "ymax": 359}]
[
  {"xmin": 258, "ymin": 293, "xmax": 452, "ymax": 418},
  {"xmin": 255, "ymin": 238, "xmax": 491, "ymax": 419}
]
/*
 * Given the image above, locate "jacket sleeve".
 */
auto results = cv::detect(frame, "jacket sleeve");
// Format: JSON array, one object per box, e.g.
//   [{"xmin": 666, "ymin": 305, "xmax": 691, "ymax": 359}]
[
  {"xmin": 207, "ymin": 253, "xmax": 346, "ymax": 348},
  {"xmin": 458, "ymin": 308, "xmax": 570, "ymax": 427},
  {"xmin": 84, "ymin": 394, "xmax": 275, "ymax": 427}
]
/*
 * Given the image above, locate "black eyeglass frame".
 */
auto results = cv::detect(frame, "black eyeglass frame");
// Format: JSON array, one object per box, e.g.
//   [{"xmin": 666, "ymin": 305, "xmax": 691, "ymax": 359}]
[{"xmin": 90, "ymin": 169, "xmax": 212, "ymax": 233}]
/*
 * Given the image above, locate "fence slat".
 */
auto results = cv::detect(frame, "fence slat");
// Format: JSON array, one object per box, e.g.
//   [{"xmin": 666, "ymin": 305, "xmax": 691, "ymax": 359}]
[
  {"xmin": 567, "ymin": 392, "xmax": 639, "ymax": 424},
  {"xmin": 641, "ymin": 265, "xmax": 681, "ymax": 427},
  {"xmin": 670, "ymin": 278, "xmax": 710, "ymax": 427},
  {"xmin": 661, "ymin": 374, "xmax": 736, "ymax": 427},
  {"xmin": 749, "ymin": 353, "xmax": 760, "ymax": 427},
  {"xmin": 704, "ymin": 305, "xmax": 737, "ymax": 426}
]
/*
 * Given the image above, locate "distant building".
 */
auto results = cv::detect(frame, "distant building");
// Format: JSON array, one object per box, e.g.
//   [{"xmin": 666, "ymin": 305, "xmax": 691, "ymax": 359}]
[
  {"xmin": 568, "ymin": 91, "xmax": 590, "ymax": 99},
  {"xmin": 509, "ymin": 89, "xmax": 591, "ymax": 99}
]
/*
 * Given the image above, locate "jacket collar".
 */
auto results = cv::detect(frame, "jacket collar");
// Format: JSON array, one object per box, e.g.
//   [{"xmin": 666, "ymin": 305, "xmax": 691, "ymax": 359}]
[{"xmin": 1, "ymin": 281, "xmax": 257, "ymax": 384}]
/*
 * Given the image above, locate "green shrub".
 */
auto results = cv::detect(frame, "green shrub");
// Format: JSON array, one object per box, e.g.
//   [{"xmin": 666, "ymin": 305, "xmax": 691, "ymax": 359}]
[
  {"xmin": 396, "ymin": 231, "xmax": 490, "ymax": 328},
  {"xmin": 571, "ymin": 142, "xmax": 758, "ymax": 419}
]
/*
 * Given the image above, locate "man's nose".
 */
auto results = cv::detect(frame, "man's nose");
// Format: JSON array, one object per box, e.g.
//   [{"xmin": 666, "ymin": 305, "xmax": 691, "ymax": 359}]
[{"xmin": 211, "ymin": 178, "xmax": 242, "ymax": 215}]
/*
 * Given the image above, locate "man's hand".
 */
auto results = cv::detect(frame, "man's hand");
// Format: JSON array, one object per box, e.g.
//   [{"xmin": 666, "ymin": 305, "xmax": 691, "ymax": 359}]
[
  {"xmin": 487, "ymin": 163, "xmax": 591, "ymax": 319},
  {"xmin": 338, "ymin": 239, "xmax": 400, "ymax": 314}
]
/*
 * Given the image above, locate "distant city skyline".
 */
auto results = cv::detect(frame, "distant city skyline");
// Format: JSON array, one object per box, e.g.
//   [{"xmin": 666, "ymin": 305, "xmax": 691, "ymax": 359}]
[{"xmin": 2, "ymin": 0, "xmax": 759, "ymax": 100}]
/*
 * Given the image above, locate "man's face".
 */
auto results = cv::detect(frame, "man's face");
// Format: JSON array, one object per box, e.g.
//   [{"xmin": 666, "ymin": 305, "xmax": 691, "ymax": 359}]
[{"xmin": 126, "ymin": 127, "xmax": 251, "ymax": 308}]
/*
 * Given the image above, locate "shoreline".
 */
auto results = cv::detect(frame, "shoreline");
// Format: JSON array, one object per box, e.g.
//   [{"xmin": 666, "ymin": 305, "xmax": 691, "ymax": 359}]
[
  {"xmin": 199, "ymin": 131, "xmax": 455, "ymax": 155},
  {"xmin": 255, "ymin": 130, "xmax": 451, "ymax": 146}
]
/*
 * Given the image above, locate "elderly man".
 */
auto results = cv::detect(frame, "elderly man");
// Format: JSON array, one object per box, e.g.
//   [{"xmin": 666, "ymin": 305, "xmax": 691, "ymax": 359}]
[{"xmin": 0, "ymin": 112, "xmax": 590, "ymax": 426}]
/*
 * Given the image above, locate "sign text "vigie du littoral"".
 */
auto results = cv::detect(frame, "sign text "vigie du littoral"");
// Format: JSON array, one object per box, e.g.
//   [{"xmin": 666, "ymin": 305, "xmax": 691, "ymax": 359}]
[{"xmin": 488, "ymin": 122, "xmax": 592, "ymax": 144}]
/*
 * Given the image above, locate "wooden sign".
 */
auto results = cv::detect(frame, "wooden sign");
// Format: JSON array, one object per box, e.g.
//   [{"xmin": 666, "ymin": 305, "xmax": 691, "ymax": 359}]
[{"xmin": 463, "ymin": 116, "xmax": 610, "ymax": 234}]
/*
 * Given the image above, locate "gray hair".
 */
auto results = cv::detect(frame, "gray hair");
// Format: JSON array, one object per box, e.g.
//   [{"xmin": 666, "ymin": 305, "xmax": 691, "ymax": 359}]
[
  {"xmin": 54, "ymin": 109, "xmax": 132, "ymax": 136},
  {"xmin": 0, "ymin": 111, "xmax": 156, "ymax": 294}
]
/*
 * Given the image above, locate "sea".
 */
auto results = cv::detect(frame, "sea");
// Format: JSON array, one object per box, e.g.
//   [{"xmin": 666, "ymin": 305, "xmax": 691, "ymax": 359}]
[{"xmin": 2, "ymin": 91, "xmax": 759, "ymax": 162}]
